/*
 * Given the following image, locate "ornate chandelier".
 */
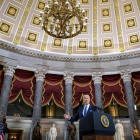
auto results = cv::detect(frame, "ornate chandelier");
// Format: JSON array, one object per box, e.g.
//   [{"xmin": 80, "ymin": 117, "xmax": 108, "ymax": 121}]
[{"xmin": 39, "ymin": 0, "xmax": 88, "ymax": 39}]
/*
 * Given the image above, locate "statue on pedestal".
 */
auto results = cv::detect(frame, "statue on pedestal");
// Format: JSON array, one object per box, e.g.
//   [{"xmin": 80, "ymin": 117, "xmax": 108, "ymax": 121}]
[
  {"xmin": 67, "ymin": 121, "xmax": 76, "ymax": 140},
  {"xmin": 133, "ymin": 124, "xmax": 140, "ymax": 140},
  {"xmin": 3, "ymin": 118, "xmax": 10, "ymax": 140},
  {"xmin": 114, "ymin": 120, "xmax": 125, "ymax": 140},
  {"xmin": 49, "ymin": 124, "xmax": 57, "ymax": 140},
  {"xmin": 33, "ymin": 122, "xmax": 42, "ymax": 140}
]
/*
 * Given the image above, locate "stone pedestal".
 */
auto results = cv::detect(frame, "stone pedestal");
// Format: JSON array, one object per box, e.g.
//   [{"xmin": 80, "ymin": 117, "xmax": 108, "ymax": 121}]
[
  {"xmin": 64, "ymin": 73, "xmax": 73, "ymax": 140},
  {"xmin": 29, "ymin": 71, "xmax": 45, "ymax": 140},
  {"xmin": 0, "ymin": 64, "xmax": 15, "ymax": 117},
  {"xmin": 121, "ymin": 70, "xmax": 139, "ymax": 140},
  {"xmin": 92, "ymin": 73, "xmax": 103, "ymax": 111}
]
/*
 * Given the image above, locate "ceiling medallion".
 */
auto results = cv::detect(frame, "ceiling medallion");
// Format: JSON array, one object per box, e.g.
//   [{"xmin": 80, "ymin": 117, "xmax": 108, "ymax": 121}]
[{"xmin": 39, "ymin": 0, "xmax": 88, "ymax": 39}]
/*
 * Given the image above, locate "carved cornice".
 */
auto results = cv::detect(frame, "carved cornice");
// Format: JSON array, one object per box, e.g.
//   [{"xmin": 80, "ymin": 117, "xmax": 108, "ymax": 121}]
[{"xmin": 1, "ymin": 40, "xmax": 140, "ymax": 62}]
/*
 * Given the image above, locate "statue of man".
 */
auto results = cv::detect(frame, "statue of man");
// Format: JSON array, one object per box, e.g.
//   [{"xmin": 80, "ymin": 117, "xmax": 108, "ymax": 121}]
[
  {"xmin": 33, "ymin": 122, "xmax": 42, "ymax": 140},
  {"xmin": 67, "ymin": 121, "xmax": 76, "ymax": 140},
  {"xmin": 133, "ymin": 124, "xmax": 140, "ymax": 140},
  {"xmin": 3, "ymin": 118, "xmax": 10, "ymax": 140},
  {"xmin": 49, "ymin": 124, "xmax": 57, "ymax": 140},
  {"xmin": 114, "ymin": 120, "xmax": 125, "ymax": 140}
]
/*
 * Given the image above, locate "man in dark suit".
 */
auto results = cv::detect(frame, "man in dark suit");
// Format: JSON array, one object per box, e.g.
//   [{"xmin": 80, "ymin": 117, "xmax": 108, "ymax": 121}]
[{"xmin": 64, "ymin": 94, "xmax": 97, "ymax": 139}]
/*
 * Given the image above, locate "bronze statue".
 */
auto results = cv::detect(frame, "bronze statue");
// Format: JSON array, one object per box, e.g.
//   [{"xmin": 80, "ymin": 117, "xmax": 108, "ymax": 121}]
[
  {"xmin": 133, "ymin": 124, "xmax": 140, "ymax": 140},
  {"xmin": 3, "ymin": 118, "xmax": 10, "ymax": 135},
  {"xmin": 67, "ymin": 121, "xmax": 76, "ymax": 140},
  {"xmin": 33, "ymin": 122, "xmax": 42, "ymax": 140},
  {"xmin": 0, "ymin": 115, "xmax": 3, "ymax": 122}
]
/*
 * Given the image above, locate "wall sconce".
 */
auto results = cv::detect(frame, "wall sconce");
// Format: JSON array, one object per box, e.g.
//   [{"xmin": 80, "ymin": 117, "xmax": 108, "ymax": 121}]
[{"xmin": 11, "ymin": 136, "xmax": 16, "ymax": 140}]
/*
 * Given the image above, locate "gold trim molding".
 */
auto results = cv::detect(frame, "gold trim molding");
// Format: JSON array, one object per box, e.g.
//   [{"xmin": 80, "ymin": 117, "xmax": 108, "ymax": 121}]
[
  {"xmin": 41, "ymin": 33, "xmax": 48, "ymax": 51},
  {"xmin": 67, "ymin": 38, "xmax": 73, "ymax": 55},
  {"xmin": 137, "ymin": 0, "xmax": 140, "ymax": 12},
  {"xmin": 93, "ymin": 0, "xmax": 98, "ymax": 55},
  {"xmin": 114, "ymin": 0, "xmax": 125, "ymax": 52},
  {"xmin": 13, "ymin": 0, "xmax": 33, "ymax": 45},
  {"xmin": 0, "ymin": 0, "xmax": 5, "ymax": 9},
  {"xmin": 67, "ymin": 17, "xmax": 75, "ymax": 55}
]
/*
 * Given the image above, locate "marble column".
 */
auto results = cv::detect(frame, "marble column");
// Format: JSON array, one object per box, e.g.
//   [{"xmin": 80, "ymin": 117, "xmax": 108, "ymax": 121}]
[
  {"xmin": 92, "ymin": 73, "xmax": 103, "ymax": 111},
  {"xmin": 64, "ymin": 73, "xmax": 73, "ymax": 140},
  {"xmin": 121, "ymin": 70, "xmax": 139, "ymax": 140},
  {"xmin": 0, "ymin": 64, "xmax": 15, "ymax": 117},
  {"xmin": 30, "ymin": 71, "xmax": 45, "ymax": 140}
]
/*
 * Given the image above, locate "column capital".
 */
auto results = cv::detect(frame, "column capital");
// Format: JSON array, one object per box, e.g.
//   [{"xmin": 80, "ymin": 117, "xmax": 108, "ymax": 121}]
[
  {"xmin": 64, "ymin": 72, "xmax": 74, "ymax": 84},
  {"xmin": 92, "ymin": 72, "xmax": 102, "ymax": 84},
  {"xmin": 35, "ymin": 70, "xmax": 46, "ymax": 82},
  {"xmin": 121, "ymin": 69, "xmax": 132, "ymax": 82},
  {"xmin": 4, "ymin": 63, "xmax": 16, "ymax": 77}
]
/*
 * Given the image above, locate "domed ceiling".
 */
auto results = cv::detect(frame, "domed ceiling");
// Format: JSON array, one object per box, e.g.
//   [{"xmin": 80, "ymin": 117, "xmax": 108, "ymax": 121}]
[{"xmin": 0, "ymin": 0, "xmax": 140, "ymax": 56}]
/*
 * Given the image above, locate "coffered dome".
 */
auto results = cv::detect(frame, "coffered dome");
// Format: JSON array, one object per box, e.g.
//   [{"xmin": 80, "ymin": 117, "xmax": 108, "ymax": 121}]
[{"xmin": 0, "ymin": 0, "xmax": 140, "ymax": 56}]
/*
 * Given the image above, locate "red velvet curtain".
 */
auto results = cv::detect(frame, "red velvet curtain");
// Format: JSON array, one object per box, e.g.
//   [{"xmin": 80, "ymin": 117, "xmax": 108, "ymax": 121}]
[
  {"xmin": 73, "ymin": 76, "xmax": 95, "ymax": 108},
  {"xmin": 9, "ymin": 69, "xmax": 36, "ymax": 107},
  {"xmin": 0, "ymin": 65, "xmax": 4, "ymax": 96},
  {"xmin": 42, "ymin": 74, "xmax": 65, "ymax": 109},
  {"xmin": 132, "ymin": 72, "xmax": 140, "ymax": 106},
  {"xmin": 102, "ymin": 74, "xmax": 127, "ymax": 108}
]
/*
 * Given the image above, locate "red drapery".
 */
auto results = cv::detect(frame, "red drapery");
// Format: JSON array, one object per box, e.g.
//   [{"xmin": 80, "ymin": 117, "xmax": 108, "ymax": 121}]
[
  {"xmin": 9, "ymin": 69, "xmax": 36, "ymax": 107},
  {"xmin": 73, "ymin": 76, "xmax": 95, "ymax": 108},
  {"xmin": 132, "ymin": 72, "xmax": 140, "ymax": 106},
  {"xmin": 42, "ymin": 74, "xmax": 65, "ymax": 109},
  {"xmin": 102, "ymin": 74, "xmax": 127, "ymax": 108},
  {"xmin": 0, "ymin": 65, "xmax": 4, "ymax": 96}
]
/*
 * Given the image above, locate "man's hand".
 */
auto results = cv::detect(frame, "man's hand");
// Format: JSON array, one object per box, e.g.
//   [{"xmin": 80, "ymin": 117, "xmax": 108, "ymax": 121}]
[{"xmin": 64, "ymin": 112, "xmax": 70, "ymax": 119}]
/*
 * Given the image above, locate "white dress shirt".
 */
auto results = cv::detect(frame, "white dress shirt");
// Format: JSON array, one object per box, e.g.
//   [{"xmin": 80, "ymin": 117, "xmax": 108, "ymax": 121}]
[{"xmin": 83, "ymin": 104, "xmax": 90, "ymax": 116}]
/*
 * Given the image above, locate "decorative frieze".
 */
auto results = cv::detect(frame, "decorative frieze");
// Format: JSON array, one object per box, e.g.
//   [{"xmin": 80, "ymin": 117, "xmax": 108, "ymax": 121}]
[{"xmin": 1, "ymin": 41, "xmax": 140, "ymax": 62}]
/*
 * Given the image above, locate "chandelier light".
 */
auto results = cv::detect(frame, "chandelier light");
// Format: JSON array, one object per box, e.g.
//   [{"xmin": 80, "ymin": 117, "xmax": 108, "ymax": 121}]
[{"xmin": 39, "ymin": 0, "xmax": 88, "ymax": 39}]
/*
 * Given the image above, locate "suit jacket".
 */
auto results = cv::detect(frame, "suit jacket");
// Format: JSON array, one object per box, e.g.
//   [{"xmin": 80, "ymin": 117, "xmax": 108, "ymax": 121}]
[{"xmin": 70, "ymin": 105, "xmax": 97, "ymax": 121}]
